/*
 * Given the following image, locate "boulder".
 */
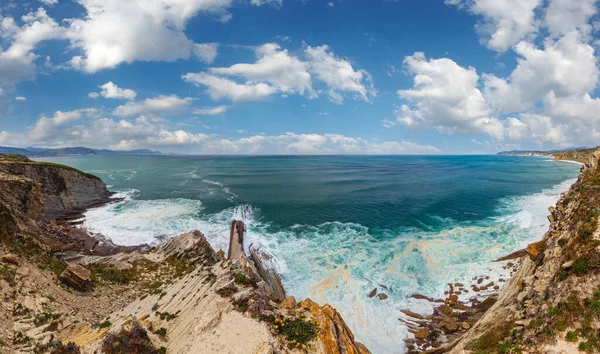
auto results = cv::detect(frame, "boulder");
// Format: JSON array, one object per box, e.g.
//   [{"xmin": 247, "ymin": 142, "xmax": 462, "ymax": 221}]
[
  {"xmin": 368, "ymin": 288, "xmax": 377, "ymax": 298},
  {"xmin": 415, "ymin": 327, "xmax": 429, "ymax": 340},
  {"xmin": 59, "ymin": 264, "xmax": 91, "ymax": 291},
  {"xmin": 2, "ymin": 253, "xmax": 18, "ymax": 265},
  {"xmin": 280, "ymin": 296, "xmax": 297, "ymax": 309},
  {"xmin": 526, "ymin": 240, "xmax": 547, "ymax": 260},
  {"xmin": 442, "ymin": 322, "xmax": 459, "ymax": 333},
  {"xmin": 377, "ymin": 293, "xmax": 388, "ymax": 300}
]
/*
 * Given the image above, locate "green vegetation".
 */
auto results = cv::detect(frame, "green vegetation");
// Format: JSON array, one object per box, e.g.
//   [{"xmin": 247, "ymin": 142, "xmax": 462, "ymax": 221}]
[
  {"xmin": 155, "ymin": 311, "xmax": 177, "ymax": 321},
  {"xmin": 234, "ymin": 271, "xmax": 256, "ymax": 287},
  {"xmin": 466, "ymin": 322, "xmax": 521, "ymax": 354},
  {"xmin": 87, "ymin": 264, "xmax": 134, "ymax": 286},
  {"xmin": 34, "ymin": 340, "xmax": 81, "ymax": 354},
  {"xmin": 101, "ymin": 322, "xmax": 164, "ymax": 354},
  {"xmin": 33, "ymin": 312, "xmax": 60, "ymax": 326},
  {"xmin": 93, "ymin": 321, "xmax": 112, "ymax": 329},
  {"xmin": 0, "ymin": 264, "xmax": 16, "ymax": 286},
  {"xmin": 272, "ymin": 316, "xmax": 318, "ymax": 350},
  {"xmin": 0, "ymin": 154, "xmax": 31, "ymax": 162},
  {"xmin": 154, "ymin": 327, "xmax": 167, "ymax": 337}
]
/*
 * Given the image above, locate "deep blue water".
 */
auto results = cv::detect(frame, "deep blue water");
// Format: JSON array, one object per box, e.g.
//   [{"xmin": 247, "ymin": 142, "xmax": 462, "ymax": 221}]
[{"xmin": 38, "ymin": 155, "xmax": 580, "ymax": 353}]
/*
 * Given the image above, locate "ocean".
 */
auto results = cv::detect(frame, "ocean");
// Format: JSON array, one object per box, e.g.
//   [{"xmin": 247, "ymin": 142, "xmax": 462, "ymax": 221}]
[{"xmin": 38, "ymin": 155, "xmax": 581, "ymax": 353}]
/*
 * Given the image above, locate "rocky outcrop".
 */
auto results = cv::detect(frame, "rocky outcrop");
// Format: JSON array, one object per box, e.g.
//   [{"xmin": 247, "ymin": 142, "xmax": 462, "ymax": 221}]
[
  {"xmin": 57, "ymin": 230, "xmax": 370, "ymax": 354},
  {"xmin": 59, "ymin": 264, "xmax": 92, "ymax": 291},
  {"xmin": 227, "ymin": 220, "xmax": 245, "ymax": 259},
  {"xmin": 447, "ymin": 148, "xmax": 600, "ymax": 353},
  {"xmin": 0, "ymin": 160, "xmax": 111, "ymax": 220}
]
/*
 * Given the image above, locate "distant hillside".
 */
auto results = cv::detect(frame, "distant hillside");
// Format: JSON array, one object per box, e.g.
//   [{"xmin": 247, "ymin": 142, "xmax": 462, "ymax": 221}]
[
  {"xmin": 498, "ymin": 147, "xmax": 596, "ymax": 163},
  {"xmin": 0, "ymin": 146, "xmax": 162, "ymax": 157}
]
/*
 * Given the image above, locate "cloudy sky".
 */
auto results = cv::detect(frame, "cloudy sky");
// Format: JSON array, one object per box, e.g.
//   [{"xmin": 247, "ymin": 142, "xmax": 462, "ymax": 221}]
[{"xmin": 0, "ymin": 0, "xmax": 598, "ymax": 154}]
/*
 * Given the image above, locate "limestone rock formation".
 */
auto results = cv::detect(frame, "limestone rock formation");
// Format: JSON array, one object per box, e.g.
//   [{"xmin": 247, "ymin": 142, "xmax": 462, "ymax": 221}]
[{"xmin": 59, "ymin": 264, "xmax": 92, "ymax": 291}]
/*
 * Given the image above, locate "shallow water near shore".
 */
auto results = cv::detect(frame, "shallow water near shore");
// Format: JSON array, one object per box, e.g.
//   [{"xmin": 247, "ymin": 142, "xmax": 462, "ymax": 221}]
[{"xmin": 38, "ymin": 155, "xmax": 580, "ymax": 353}]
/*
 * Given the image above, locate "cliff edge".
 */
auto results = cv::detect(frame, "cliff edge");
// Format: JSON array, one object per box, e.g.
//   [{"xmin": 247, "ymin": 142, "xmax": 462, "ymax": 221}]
[
  {"xmin": 0, "ymin": 154, "xmax": 369, "ymax": 354},
  {"xmin": 448, "ymin": 148, "xmax": 600, "ymax": 353}
]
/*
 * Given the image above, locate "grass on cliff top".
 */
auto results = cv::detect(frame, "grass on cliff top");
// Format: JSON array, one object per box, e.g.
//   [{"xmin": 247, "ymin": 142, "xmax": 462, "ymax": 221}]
[
  {"xmin": 31, "ymin": 162, "xmax": 99, "ymax": 180},
  {"xmin": 0, "ymin": 154, "xmax": 31, "ymax": 162}
]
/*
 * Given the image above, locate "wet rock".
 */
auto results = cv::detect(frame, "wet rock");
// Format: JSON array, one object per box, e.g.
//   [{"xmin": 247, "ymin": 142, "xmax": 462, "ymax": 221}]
[
  {"xmin": 442, "ymin": 322, "xmax": 459, "ymax": 333},
  {"xmin": 59, "ymin": 264, "xmax": 91, "ymax": 291},
  {"xmin": 461, "ymin": 322, "xmax": 470, "ymax": 330},
  {"xmin": 415, "ymin": 327, "xmax": 429, "ymax": 340},
  {"xmin": 449, "ymin": 294, "xmax": 459, "ymax": 304},
  {"xmin": 401, "ymin": 310, "xmax": 424, "ymax": 320},
  {"xmin": 377, "ymin": 293, "xmax": 388, "ymax": 300},
  {"xmin": 368, "ymin": 288, "xmax": 377, "ymax": 298},
  {"xmin": 454, "ymin": 283, "xmax": 464, "ymax": 287}
]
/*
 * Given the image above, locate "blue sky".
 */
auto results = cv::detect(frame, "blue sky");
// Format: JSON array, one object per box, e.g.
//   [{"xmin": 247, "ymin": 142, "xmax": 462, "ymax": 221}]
[{"xmin": 0, "ymin": 0, "xmax": 599, "ymax": 154}]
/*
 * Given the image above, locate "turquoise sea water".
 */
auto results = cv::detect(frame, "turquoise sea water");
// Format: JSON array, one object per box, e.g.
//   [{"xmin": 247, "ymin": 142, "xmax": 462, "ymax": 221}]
[{"xmin": 38, "ymin": 155, "xmax": 580, "ymax": 353}]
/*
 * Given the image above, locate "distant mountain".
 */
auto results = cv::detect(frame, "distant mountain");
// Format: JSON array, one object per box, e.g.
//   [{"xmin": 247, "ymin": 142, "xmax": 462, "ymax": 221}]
[
  {"xmin": 0, "ymin": 146, "xmax": 162, "ymax": 157},
  {"xmin": 497, "ymin": 147, "xmax": 592, "ymax": 157}
]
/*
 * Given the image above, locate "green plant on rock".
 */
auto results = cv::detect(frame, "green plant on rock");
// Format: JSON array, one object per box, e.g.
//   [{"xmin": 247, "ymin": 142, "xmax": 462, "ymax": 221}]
[
  {"xmin": 272, "ymin": 316, "xmax": 318, "ymax": 350},
  {"xmin": 33, "ymin": 312, "xmax": 60, "ymax": 326},
  {"xmin": 154, "ymin": 327, "xmax": 167, "ymax": 337}
]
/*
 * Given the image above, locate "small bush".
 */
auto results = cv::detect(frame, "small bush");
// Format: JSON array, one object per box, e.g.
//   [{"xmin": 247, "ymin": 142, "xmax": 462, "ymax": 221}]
[
  {"xmin": 35, "ymin": 340, "xmax": 81, "ymax": 354},
  {"xmin": 34, "ymin": 312, "xmax": 60, "ymax": 326},
  {"xmin": 101, "ymin": 322, "xmax": 162, "ymax": 354},
  {"xmin": 155, "ymin": 327, "xmax": 167, "ymax": 337},
  {"xmin": 273, "ymin": 317, "xmax": 318, "ymax": 349},
  {"xmin": 94, "ymin": 320, "xmax": 112, "ymax": 329},
  {"xmin": 573, "ymin": 257, "xmax": 590, "ymax": 276},
  {"xmin": 234, "ymin": 272, "xmax": 256, "ymax": 287},
  {"xmin": 566, "ymin": 331, "xmax": 578, "ymax": 343}
]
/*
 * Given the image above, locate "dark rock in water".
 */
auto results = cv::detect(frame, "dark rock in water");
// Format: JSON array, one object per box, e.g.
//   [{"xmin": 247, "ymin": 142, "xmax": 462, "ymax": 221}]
[
  {"xmin": 377, "ymin": 293, "xmax": 388, "ymax": 300},
  {"xmin": 401, "ymin": 310, "xmax": 425, "ymax": 320},
  {"xmin": 368, "ymin": 288, "xmax": 377, "ymax": 298},
  {"xmin": 59, "ymin": 264, "xmax": 91, "ymax": 291}
]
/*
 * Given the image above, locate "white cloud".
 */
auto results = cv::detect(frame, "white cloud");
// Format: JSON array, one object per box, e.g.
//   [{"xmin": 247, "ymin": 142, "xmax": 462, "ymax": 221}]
[
  {"xmin": 483, "ymin": 31, "xmax": 599, "ymax": 114},
  {"xmin": 210, "ymin": 43, "xmax": 316, "ymax": 97},
  {"xmin": 113, "ymin": 95, "xmax": 193, "ymax": 116},
  {"xmin": 0, "ymin": 8, "xmax": 64, "ymax": 88},
  {"xmin": 182, "ymin": 72, "xmax": 277, "ymax": 101},
  {"xmin": 184, "ymin": 43, "xmax": 375, "ymax": 104},
  {"xmin": 545, "ymin": 0, "xmax": 598, "ymax": 38},
  {"xmin": 391, "ymin": 52, "xmax": 503, "ymax": 139},
  {"xmin": 64, "ymin": 0, "xmax": 275, "ymax": 73},
  {"xmin": 328, "ymin": 2, "xmax": 335, "ymax": 7},
  {"xmin": 14, "ymin": 96, "xmax": 26, "ymax": 101},
  {"xmin": 0, "ymin": 109, "xmax": 439, "ymax": 155},
  {"xmin": 39, "ymin": 0, "xmax": 58, "ymax": 5},
  {"xmin": 193, "ymin": 43, "xmax": 219, "ymax": 64},
  {"xmin": 89, "ymin": 81, "xmax": 137, "ymax": 100},
  {"xmin": 193, "ymin": 105, "xmax": 228, "ymax": 115},
  {"xmin": 305, "ymin": 45, "xmax": 375, "ymax": 104},
  {"xmin": 446, "ymin": 0, "xmax": 542, "ymax": 52}
]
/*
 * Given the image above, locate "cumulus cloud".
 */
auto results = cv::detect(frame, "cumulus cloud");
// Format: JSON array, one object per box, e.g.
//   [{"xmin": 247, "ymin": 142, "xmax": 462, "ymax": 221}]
[
  {"xmin": 64, "ymin": 0, "xmax": 276, "ymax": 73},
  {"xmin": 183, "ymin": 43, "xmax": 374, "ymax": 104},
  {"xmin": 39, "ymin": 0, "xmax": 59, "ymax": 5},
  {"xmin": 89, "ymin": 81, "xmax": 137, "ymax": 100},
  {"xmin": 545, "ymin": 0, "xmax": 598, "ymax": 38},
  {"xmin": 210, "ymin": 43, "xmax": 316, "ymax": 97},
  {"xmin": 193, "ymin": 43, "xmax": 219, "ymax": 64},
  {"xmin": 483, "ymin": 31, "xmax": 599, "ymax": 114},
  {"xmin": 193, "ymin": 106, "xmax": 228, "ymax": 115},
  {"xmin": 446, "ymin": 0, "xmax": 542, "ymax": 52},
  {"xmin": 182, "ymin": 72, "xmax": 276, "ymax": 101},
  {"xmin": 389, "ymin": 52, "xmax": 503, "ymax": 139},
  {"xmin": 0, "ymin": 8, "xmax": 64, "ymax": 88},
  {"xmin": 113, "ymin": 95, "xmax": 193, "ymax": 116},
  {"xmin": 305, "ymin": 45, "xmax": 375, "ymax": 103},
  {"xmin": 15, "ymin": 96, "xmax": 26, "ymax": 101},
  {"xmin": 0, "ymin": 109, "xmax": 439, "ymax": 155}
]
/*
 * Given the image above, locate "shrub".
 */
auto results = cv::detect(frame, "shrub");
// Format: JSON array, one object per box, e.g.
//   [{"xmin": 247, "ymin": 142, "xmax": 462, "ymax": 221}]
[
  {"xmin": 566, "ymin": 331, "xmax": 578, "ymax": 343},
  {"xmin": 154, "ymin": 327, "xmax": 167, "ymax": 337},
  {"xmin": 101, "ymin": 322, "xmax": 162, "ymax": 354},
  {"xmin": 273, "ymin": 317, "xmax": 318, "ymax": 349},
  {"xmin": 573, "ymin": 257, "xmax": 590, "ymax": 276},
  {"xmin": 234, "ymin": 272, "xmax": 256, "ymax": 287}
]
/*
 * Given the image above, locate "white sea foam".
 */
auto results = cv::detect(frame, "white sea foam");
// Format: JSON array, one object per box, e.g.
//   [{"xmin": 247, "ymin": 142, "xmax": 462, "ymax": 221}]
[{"xmin": 81, "ymin": 178, "xmax": 576, "ymax": 354}]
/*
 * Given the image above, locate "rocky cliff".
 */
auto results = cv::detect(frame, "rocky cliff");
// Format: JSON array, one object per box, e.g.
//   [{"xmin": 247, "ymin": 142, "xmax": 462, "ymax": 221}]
[
  {"xmin": 0, "ymin": 154, "xmax": 369, "ymax": 354},
  {"xmin": 0, "ymin": 157, "xmax": 111, "ymax": 220},
  {"xmin": 446, "ymin": 148, "xmax": 600, "ymax": 353}
]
